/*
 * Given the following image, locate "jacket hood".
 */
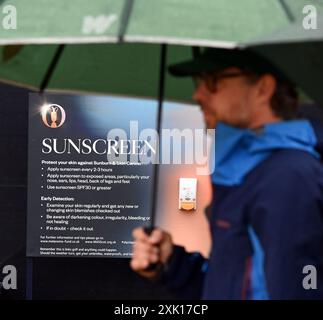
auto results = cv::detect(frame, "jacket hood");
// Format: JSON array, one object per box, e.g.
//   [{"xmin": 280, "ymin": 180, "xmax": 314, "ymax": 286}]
[{"xmin": 212, "ymin": 120, "xmax": 320, "ymax": 186}]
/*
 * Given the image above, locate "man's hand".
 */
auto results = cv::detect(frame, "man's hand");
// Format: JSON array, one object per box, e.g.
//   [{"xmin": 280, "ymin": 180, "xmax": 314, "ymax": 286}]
[{"xmin": 130, "ymin": 227, "xmax": 173, "ymax": 279}]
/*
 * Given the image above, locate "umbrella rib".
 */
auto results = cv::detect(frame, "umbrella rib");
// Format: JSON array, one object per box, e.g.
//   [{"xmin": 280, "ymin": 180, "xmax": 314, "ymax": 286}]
[
  {"xmin": 118, "ymin": 0, "xmax": 134, "ymax": 42},
  {"xmin": 277, "ymin": 0, "xmax": 296, "ymax": 22},
  {"xmin": 40, "ymin": 44, "xmax": 65, "ymax": 93},
  {"xmin": 149, "ymin": 44, "xmax": 167, "ymax": 229}
]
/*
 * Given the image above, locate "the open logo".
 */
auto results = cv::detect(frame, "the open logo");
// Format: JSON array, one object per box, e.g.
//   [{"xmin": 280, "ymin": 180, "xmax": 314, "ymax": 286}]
[{"xmin": 41, "ymin": 104, "xmax": 66, "ymax": 128}]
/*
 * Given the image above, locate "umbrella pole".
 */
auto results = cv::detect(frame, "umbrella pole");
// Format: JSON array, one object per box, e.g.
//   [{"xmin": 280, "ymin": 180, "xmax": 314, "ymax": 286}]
[
  {"xmin": 146, "ymin": 43, "xmax": 167, "ymax": 232},
  {"xmin": 142, "ymin": 44, "xmax": 167, "ymax": 273}
]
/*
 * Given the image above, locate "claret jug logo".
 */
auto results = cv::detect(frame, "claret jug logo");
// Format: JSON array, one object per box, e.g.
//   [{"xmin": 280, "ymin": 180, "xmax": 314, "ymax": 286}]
[{"xmin": 41, "ymin": 104, "xmax": 66, "ymax": 128}]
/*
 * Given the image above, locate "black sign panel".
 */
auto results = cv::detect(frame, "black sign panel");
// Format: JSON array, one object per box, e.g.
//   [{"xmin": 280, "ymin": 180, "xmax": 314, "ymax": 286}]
[{"xmin": 27, "ymin": 94, "xmax": 156, "ymax": 258}]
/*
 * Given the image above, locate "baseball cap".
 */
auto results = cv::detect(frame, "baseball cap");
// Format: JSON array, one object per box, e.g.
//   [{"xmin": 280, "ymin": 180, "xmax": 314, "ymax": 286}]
[{"xmin": 168, "ymin": 48, "xmax": 291, "ymax": 83}]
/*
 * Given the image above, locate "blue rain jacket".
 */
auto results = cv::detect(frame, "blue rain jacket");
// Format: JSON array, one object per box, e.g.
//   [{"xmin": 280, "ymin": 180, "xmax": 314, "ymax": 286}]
[{"xmin": 161, "ymin": 120, "xmax": 323, "ymax": 300}]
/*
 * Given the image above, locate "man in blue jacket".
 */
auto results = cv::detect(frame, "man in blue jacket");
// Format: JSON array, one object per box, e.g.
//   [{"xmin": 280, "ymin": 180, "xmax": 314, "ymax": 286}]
[{"xmin": 130, "ymin": 48, "xmax": 323, "ymax": 299}]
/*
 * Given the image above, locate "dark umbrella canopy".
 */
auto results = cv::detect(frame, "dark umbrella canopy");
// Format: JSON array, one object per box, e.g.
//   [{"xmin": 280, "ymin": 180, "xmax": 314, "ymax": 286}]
[
  {"xmin": 248, "ymin": 14, "xmax": 323, "ymax": 105},
  {"xmin": 0, "ymin": 43, "xmax": 196, "ymax": 103}
]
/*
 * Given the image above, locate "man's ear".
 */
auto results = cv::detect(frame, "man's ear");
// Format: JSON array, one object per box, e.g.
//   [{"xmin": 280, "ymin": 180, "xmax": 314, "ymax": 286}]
[{"xmin": 257, "ymin": 74, "xmax": 277, "ymax": 104}]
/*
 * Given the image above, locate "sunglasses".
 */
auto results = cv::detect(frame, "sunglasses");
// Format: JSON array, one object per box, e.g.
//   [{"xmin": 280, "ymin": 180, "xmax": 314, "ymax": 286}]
[{"xmin": 193, "ymin": 71, "xmax": 250, "ymax": 91}]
